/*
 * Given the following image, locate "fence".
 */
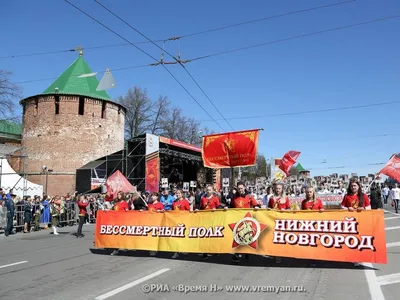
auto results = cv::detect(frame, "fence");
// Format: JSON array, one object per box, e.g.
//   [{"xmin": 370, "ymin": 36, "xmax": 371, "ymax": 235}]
[{"xmin": 0, "ymin": 201, "xmax": 98, "ymax": 232}]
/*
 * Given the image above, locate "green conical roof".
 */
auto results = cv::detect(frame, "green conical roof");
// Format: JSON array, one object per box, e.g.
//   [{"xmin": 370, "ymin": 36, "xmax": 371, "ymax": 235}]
[{"xmin": 42, "ymin": 55, "xmax": 111, "ymax": 101}]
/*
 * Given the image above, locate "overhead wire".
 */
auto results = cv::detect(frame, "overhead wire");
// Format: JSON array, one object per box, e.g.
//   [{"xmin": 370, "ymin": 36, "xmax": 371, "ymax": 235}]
[
  {"xmin": 63, "ymin": 0, "xmax": 226, "ymax": 132},
  {"xmin": 189, "ymin": 15, "xmax": 399, "ymax": 62},
  {"xmin": 94, "ymin": 0, "xmax": 235, "ymax": 131},
  {"xmin": 14, "ymin": 15, "xmax": 398, "ymax": 87},
  {"xmin": 1, "ymin": 0, "xmax": 355, "ymax": 60},
  {"xmin": 197, "ymin": 99, "xmax": 400, "ymax": 122}
]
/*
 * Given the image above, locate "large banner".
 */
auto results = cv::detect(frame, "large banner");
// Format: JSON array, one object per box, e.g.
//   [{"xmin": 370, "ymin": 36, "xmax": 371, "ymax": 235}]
[
  {"xmin": 202, "ymin": 129, "xmax": 260, "ymax": 168},
  {"xmin": 95, "ymin": 209, "xmax": 386, "ymax": 264}
]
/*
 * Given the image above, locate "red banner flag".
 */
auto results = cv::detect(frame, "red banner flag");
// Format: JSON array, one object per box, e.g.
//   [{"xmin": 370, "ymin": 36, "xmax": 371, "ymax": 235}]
[
  {"xmin": 279, "ymin": 150, "xmax": 301, "ymax": 176},
  {"xmin": 105, "ymin": 170, "xmax": 136, "ymax": 201},
  {"xmin": 202, "ymin": 129, "xmax": 260, "ymax": 168},
  {"xmin": 379, "ymin": 154, "xmax": 400, "ymax": 182}
]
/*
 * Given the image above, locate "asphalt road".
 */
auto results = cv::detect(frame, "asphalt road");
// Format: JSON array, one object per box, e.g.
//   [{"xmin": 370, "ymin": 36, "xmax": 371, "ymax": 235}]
[{"xmin": 0, "ymin": 208, "xmax": 399, "ymax": 300}]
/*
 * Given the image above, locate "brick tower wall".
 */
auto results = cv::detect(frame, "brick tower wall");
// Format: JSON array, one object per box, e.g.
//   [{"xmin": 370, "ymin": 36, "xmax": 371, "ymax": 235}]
[{"xmin": 21, "ymin": 94, "xmax": 125, "ymax": 196}]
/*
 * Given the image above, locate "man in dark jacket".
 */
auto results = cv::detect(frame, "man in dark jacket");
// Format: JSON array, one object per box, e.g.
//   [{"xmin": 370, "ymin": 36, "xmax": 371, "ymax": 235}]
[
  {"xmin": 5, "ymin": 194, "xmax": 16, "ymax": 236},
  {"xmin": 370, "ymin": 183, "xmax": 383, "ymax": 209}
]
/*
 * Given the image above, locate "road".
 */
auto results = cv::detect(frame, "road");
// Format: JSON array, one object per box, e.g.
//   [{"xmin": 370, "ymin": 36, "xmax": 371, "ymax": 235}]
[{"xmin": 0, "ymin": 209, "xmax": 399, "ymax": 300}]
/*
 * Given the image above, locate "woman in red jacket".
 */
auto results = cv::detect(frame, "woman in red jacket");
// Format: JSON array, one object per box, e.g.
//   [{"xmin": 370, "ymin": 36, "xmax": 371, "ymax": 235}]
[
  {"xmin": 268, "ymin": 183, "xmax": 291, "ymax": 211},
  {"xmin": 76, "ymin": 195, "xmax": 89, "ymax": 238},
  {"xmin": 301, "ymin": 187, "xmax": 324, "ymax": 211}
]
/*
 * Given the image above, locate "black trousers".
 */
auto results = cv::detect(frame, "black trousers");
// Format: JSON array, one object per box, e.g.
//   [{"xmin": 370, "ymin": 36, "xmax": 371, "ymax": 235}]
[
  {"xmin": 5, "ymin": 212, "xmax": 13, "ymax": 235},
  {"xmin": 77, "ymin": 215, "xmax": 85, "ymax": 235}
]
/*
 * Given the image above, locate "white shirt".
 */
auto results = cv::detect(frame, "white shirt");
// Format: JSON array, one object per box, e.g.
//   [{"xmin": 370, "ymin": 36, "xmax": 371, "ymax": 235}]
[
  {"xmin": 382, "ymin": 187, "xmax": 389, "ymax": 196},
  {"xmin": 391, "ymin": 188, "xmax": 400, "ymax": 200}
]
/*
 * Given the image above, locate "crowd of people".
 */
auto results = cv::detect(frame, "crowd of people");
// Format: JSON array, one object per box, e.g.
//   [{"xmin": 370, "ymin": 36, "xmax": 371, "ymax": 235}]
[{"xmin": 1, "ymin": 178, "xmax": 399, "ymax": 246}]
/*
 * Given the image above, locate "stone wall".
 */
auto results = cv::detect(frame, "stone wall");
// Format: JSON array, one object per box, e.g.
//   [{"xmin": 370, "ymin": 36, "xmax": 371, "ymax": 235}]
[{"xmin": 21, "ymin": 94, "xmax": 125, "ymax": 195}]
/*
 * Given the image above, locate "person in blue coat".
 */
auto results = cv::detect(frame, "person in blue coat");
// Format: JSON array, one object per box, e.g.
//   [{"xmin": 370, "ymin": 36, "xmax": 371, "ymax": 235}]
[{"xmin": 40, "ymin": 197, "xmax": 50, "ymax": 229}]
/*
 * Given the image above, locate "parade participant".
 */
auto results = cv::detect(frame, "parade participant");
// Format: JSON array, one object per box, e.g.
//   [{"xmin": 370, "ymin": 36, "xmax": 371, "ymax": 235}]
[
  {"xmin": 228, "ymin": 182, "xmax": 260, "ymax": 263},
  {"xmin": 341, "ymin": 178, "xmax": 371, "ymax": 211},
  {"xmin": 50, "ymin": 197, "xmax": 61, "ymax": 235},
  {"xmin": 113, "ymin": 192, "xmax": 129, "ymax": 211},
  {"xmin": 76, "ymin": 195, "xmax": 89, "ymax": 238},
  {"xmin": 172, "ymin": 190, "xmax": 191, "ymax": 211},
  {"xmin": 171, "ymin": 190, "xmax": 191, "ymax": 259},
  {"xmin": 4, "ymin": 194, "xmax": 16, "ymax": 237},
  {"xmin": 110, "ymin": 192, "xmax": 130, "ymax": 256},
  {"xmin": 341, "ymin": 178, "xmax": 371, "ymax": 266},
  {"xmin": 268, "ymin": 183, "xmax": 291, "ymax": 211},
  {"xmin": 301, "ymin": 187, "xmax": 324, "ymax": 211},
  {"xmin": 144, "ymin": 192, "xmax": 164, "ymax": 257},
  {"xmin": 147, "ymin": 192, "xmax": 164, "ymax": 212},
  {"xmin": 268, "ymin": 182, "xmax": 290, "ymax": 264},
  {"xmin": 160, "ymin": 188, "xmax": 173, "ymax": 211},
  {"xmin": 194, "ymin": 185, "xmax": 222, "ymax": 260},
  {"xmin": 196, "ymin": 185, "xmax": 222, "ymax": 211}
]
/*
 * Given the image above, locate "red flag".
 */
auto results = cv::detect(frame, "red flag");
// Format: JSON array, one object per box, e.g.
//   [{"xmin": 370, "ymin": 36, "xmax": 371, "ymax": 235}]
[
  {"xmin": 279, "ymin": 150, "xmax": 301, "ymax": 176},
  {"xmin": 202, "ymin": 129, "xmax": 260, "ymax": 168},
  {"xmin": 378, "ymin": 154, "xmax": 400, "ymax": 182},
  {"xmin": 105, "ymin": 170, "xmax": 136, "ymax": 201}
]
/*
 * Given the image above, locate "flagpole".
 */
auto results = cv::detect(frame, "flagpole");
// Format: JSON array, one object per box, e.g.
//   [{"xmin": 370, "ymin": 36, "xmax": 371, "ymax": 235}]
[{"xmin": 365, "ymin": 173, "xmax": 380, "ymax": 194}]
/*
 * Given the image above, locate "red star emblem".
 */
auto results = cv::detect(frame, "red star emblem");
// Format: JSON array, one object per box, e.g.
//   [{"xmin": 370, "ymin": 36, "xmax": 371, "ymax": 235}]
[{"xmin": 228, "ymin": 212, "xmax": 267, "ymax": 250}]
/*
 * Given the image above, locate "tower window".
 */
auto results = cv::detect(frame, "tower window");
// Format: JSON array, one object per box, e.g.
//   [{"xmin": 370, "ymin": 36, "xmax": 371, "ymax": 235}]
[
  {"xmin": 34, "ymin": 98, "xmax": 39, "ymax": 116},
  {"xmin": 55, "ymin": 95, "xmax": 60, "ymax": 115},
  {"xmin": 101, "ymin": 101, "xmax": 106, "ymax": 119},
  {"xmin": 78, "ymin": 96, "xmax": 84, "ymax": 115}
]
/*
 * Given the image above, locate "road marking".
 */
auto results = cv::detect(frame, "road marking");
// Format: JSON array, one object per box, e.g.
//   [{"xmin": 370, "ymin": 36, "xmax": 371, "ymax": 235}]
[
  {"xmin": 95, "ymin": 268, "xmax": 170, "ymax": 300},
  {"xmin": 384, "ymin": 210, "xmax": 399, "ymax": 216},
  {"xmin": 386, "ymin": 242, "xmax": 400, "ymax": 248},
  {"xmin": 0, "ymin": 261, "xmax": 28, "ymax": 269},
  {"xmin": 385, "ymin": 216, "xmax": 400, "ymax": 220},
  {"xmin": 385, "ymin": 226, "xmax": 400, "ymax": 231},
  {"xmin": 363, "ymin": 263, "xmax": 385, "ymax": 300},
  {"xmin": 377, "ymin": 272, "xmax": 400, "ymax": 286}
]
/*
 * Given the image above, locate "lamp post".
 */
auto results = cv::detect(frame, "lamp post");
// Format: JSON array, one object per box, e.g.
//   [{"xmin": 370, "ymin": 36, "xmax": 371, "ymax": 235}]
[{"xmin": 42, "ymin": 166, "xmax": 53, "ymax": 195}]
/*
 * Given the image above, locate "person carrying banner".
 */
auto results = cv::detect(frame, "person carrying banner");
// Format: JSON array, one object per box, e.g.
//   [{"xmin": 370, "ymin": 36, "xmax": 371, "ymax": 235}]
[
  {"xmin": 144, "ymin": 192, "xmax": 164, "ymax": 257},
  {"xmin": 197, "ymin": 185, "xmax": 222, "ymax": 211},
  {"xmin": 267, "ymin": 182, "xmax": 290, "ymax": 264},
  {"xmin": 268, "ymin": 183, "xmax": 291, "ymax": 211},
  {"xmin": 160, "ymin": 189, "xmax": 174, "ymax": 211},
  {"xmin": 340, "ymin": 178, "xmax": 371, "ymax": 267},
  {"xmin": 301, "ymin": 187, "xmax": 324, "ymax": 211},
  {"xmin": 171, "ymin": 190, "xmax": 191, "ymax": 259},
  {"xmin": 341, "ymin": 178, "xmax": 371, "ymax": 211},
  {"xmin": 147, "ymin": 192, "xmax": 164, "ymax": 212},
  {"xmin": 228, "ymin": 182, "xmax": 260, "ymax": 263},
  {"xmin": 194, "ymin": 184, "xmax": 223, "ymax": 260}
]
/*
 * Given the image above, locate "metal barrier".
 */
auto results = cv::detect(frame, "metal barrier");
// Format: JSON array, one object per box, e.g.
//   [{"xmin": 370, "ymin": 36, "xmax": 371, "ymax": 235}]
[{"xmin": 0, "ymin": 207, "xmax": 6, "ymax": 229}]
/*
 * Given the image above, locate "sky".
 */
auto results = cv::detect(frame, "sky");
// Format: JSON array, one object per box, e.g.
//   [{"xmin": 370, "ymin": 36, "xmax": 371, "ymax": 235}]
[{"xmin": 1, "ymin": 0, "xmax": 399, "ymax": 177}]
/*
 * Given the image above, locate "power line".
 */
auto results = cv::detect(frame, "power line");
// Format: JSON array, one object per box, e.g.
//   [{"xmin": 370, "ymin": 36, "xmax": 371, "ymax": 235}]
[
  {"xmin": 189, "ymin": 15, "xmax": 400, "ymax": 62},
  {"xmin": 94, "ymin": 0, "xmax": 235, "ymax": 131},
  {"xmin": 198, "ymin": 99, "xmax": 400, "ymax": 122},
  {"xmin": 1, "ymin": 0, "xmax": 355, "ymax": 60},
  {"xmin": 15, "ymin": 15, "xmax": 398, "ymax": 86},
  {"xmin": 64, "ymin": 0, "xmax": 226, "ymax": 132}
]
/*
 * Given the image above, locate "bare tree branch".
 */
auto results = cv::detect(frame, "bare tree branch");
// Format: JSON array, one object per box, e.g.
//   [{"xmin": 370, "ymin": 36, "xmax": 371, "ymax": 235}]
[
  {"xmin": 118, "ymin": 86, "xmax": 153, "ymax": 139},
  {"xmin": 0, "ymin": 70, "xmax": 22, "ymax": 120}
]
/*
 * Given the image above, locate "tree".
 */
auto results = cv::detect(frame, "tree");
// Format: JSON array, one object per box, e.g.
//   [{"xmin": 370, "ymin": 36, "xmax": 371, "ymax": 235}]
[
  {"xmin": 150, "ymin": 95, "xmax": 170, "ymax": 135},
  {"xmin": 0, "ymin": 70, "xmax": 22, "ymax": 121},
  {"xmin": 118, "ymin": 86, "xmax": 153, "ymax": 139},
  {"xmin": 239, "ymin": 153, "xmax": 268, "ymax": 182}
]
